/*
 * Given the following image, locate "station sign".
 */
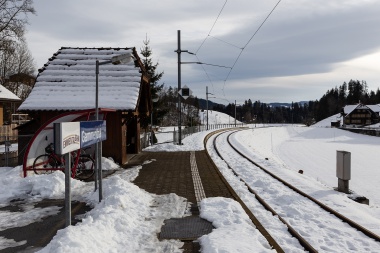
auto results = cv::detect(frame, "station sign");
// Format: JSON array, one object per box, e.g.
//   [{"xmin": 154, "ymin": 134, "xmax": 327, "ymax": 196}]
[
  {"xmin": 54, "ymin": 120, "xmax": 106, "ymax": 155},
  {"xmin": 80, "ymin": 120, "xmax": 107, "ymax": 148}
]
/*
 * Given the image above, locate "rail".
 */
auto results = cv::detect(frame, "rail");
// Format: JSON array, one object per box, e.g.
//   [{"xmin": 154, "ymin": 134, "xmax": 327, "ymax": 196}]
[
  {"xmin": 207, "ymin": 129, "xmax": 380, "ymax": 252},
  {"xmin": 203, "ymin": 129, "xmax": 285, "ymax": 253}
]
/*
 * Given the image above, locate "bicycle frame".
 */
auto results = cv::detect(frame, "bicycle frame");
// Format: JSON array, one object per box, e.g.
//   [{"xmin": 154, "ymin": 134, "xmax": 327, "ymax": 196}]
[{"xmin": 33, "ymin": 149, "xmax": 82, "ymax": 178}]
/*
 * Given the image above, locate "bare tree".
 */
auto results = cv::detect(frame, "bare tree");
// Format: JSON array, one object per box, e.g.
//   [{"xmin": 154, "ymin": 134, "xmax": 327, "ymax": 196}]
[
  {"xmin": 0, "ymin": 0, "xmax": 35, "ymax": 48},
  {"xmin": 1, "ymin": 40, "xmax": 35, "ymax": 98}
]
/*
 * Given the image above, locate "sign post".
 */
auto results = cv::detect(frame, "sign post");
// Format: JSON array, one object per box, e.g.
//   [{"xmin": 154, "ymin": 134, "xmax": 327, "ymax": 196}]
[
  {"xmin": 54, "ymin": 120, "xmax": 106, "ymax": 227},
  {"xmin": 54, "ymin": 122, "xmax": 80, "ymax": 227},
  {"xmin": 64, "ymin": 153, "xmax": 71, "ymax": 227}
]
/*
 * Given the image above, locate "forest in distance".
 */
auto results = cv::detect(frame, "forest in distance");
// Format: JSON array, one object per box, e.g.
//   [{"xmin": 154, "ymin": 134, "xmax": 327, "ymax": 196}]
[{"xmin": 151, "ymin": 79, "xmax": 379, "ymax": 127}]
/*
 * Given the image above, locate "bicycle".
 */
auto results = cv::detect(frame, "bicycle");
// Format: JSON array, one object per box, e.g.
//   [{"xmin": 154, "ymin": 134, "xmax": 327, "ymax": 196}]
[{"xmin": 32, "ymin": 143, "xmax": 95, "ymax": 180}]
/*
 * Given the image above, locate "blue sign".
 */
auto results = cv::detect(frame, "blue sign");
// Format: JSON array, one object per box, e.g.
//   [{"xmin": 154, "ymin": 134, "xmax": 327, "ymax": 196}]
[{"xmin": 80, "ymin": 121, "xmax": 107, "ymax": 148}]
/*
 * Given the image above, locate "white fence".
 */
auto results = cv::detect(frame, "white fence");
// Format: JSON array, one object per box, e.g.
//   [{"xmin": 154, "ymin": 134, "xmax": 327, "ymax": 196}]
[{"xmin": 143, "ymin": 123, "xmax": 246, "ymax": 147}]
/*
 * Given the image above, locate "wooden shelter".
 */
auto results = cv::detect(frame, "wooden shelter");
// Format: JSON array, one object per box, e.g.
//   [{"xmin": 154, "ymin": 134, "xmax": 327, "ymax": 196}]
[{"xmin": 18, "ymin": 47, "xmax": 152, "ymax": 165}]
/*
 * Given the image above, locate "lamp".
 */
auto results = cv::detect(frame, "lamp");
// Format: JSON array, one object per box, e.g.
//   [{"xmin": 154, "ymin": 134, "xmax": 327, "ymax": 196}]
[
  {"xmin": 95, "ymin": 52, "xmax": 133, "ymax": 202},
  {"xmin": 110, "ymin": 52, "xmax": 133, "ymax": 65}
]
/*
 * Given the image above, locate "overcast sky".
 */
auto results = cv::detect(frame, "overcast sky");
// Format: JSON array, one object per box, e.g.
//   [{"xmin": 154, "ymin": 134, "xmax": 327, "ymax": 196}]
[{"xmin": 24, "ymin": 0, "xmax": 380, "ymax": 104}]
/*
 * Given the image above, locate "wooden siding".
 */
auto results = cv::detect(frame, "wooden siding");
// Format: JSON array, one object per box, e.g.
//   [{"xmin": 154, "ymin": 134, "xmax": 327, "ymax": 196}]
[
  {"xmin": 103, "ymin": 112, "xmax": 127, "ymax": 164},
  {"xmin": 344, "ymin": 108, "xmax": 379, "ymax": 126}
]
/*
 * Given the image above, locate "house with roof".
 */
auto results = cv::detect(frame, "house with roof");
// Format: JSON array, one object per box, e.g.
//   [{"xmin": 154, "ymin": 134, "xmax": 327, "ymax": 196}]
[
  {"xmin": 17, "ymin": 47, "xmax": 152, "ymax": 166},
  {"xmin": 0, "ymin": 84, "xmax": 21, "ymax": 125},
  {"xmin": 341, "ymin": 103, "xmax": 380, "ymax": 127}
]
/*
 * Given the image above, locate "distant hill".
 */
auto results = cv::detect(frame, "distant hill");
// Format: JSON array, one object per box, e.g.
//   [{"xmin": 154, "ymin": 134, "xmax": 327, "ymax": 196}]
[
  {"xmin": 269, "ymin": 101, "xmax": 309, "ymax": 107},
  {"xmin": 198, "ymin": 98, "xmax": 222, "ymax": 110},
  {"xmin": 197, "ymin": 98, "xmax": 309, "ymax": 109}
]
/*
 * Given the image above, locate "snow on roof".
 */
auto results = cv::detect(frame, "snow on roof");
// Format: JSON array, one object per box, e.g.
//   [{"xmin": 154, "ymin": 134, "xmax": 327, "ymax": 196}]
[
  {"xmin": 0, "ymin": 84, "xmax": 21, "ymax": 102},
  {"xmin": 367, "ymin": 104, "xmax": 380, "ymax": 113},
  {"xmin": 343, "ymin": 104, "xmax": 358, "ymax": 115},
  {"xmin": 343, "ymin": 104, "xmax": 380, "ymax": 115},
  {"xmin": 18, "ymin": 47, "xmax": 142, "ymax": 111}
]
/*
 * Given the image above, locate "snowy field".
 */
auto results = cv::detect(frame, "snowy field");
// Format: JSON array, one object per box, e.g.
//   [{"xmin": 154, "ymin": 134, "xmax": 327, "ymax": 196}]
[{"xmin": 1, "ymin": 110, "xmax": 380, "ymax": 252}]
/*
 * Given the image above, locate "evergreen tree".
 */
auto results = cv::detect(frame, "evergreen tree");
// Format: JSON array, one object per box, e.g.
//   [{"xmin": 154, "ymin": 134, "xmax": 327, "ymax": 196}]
[
  {"xmin": 140, "ymin": 35, "xmax": 164, "ymax": 98},
  {"xmin": 140, "ymin": 35, "xmax": 165, "ymax": 127}
]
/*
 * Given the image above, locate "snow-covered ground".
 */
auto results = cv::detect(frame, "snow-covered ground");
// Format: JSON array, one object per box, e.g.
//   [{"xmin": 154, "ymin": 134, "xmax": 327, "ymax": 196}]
[
  {"xmin": 207, "ymin": 128, "xmax": 380, "ymax": 252},
  {"xmin": 1, "ymin": 110, "xmax": 380, "ymax": 252}
]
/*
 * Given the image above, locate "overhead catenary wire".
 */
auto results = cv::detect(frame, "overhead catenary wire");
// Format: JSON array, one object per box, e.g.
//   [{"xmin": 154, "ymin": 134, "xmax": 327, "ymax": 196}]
[
  {"xmin": 182, "ymin": 61, "xmax": 232, "ymax": 69},
  {"xmin": 195, "ymin": 0, "xmax": 228, "ymax": 55},
  {"xmin": 208, "ymin": 35, "xmax": 243, "ymax": 50},
  {"xmin": 192, "ymin": 0, "xmax": 229, "ymax": 95},
  {"xmin": 222, "ymin": 0, "xmax": 283, "ymax": 92},
  {"xmin": 192, "ymin": 0, "xmax": 283, "ymax": 103}
]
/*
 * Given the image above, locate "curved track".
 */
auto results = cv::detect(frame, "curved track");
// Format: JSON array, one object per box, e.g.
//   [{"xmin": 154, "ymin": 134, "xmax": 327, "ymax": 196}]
[{"xmin": 205, "ymin": 129, "xmax": 380, "ymax": 252}]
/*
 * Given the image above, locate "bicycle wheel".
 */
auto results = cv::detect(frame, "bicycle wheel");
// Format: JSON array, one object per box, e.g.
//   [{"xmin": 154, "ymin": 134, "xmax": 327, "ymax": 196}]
[
  {"xmin": 33, "ymin": 154, "xmax": 59, "ymax": 175},
  {"xmin": 75, "ymin": 155, "xmax": 95, "ymax": 180}
]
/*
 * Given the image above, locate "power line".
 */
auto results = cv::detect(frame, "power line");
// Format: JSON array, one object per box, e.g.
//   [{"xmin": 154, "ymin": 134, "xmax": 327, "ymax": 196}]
[
  {"xmin": 243, "ymin": 0, "xmax": 282, "ymax": 50},
  {"xmin": 196, "ymin": 0, "xmax": 228, "ymax": 54},
  {"xmin": 192, "ymin": 0, "xmax": 229, "ymax": 96},
  {"xmin": 222, "ymin": 0, "xmax": 283, "ymax": 92},
  {"xmin": 208, "ymin": 35, "xmax": 243, "ymax": 50},
  {"xmin": 192, "ymin": 0, "xmax": 282, "ymax": 104}
]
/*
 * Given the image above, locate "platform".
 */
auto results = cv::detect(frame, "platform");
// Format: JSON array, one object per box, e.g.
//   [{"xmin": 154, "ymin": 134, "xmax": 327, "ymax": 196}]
[
  {"xmin": 127, "ymin": 150, "xmax": 234, "ymax": 252},
  {"xmin": 0, "ymin": 150, "xmax": 233, "ymax": 253}
]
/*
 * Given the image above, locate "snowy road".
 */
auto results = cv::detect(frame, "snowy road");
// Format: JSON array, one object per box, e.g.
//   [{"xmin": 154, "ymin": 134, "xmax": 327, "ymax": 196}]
[{"xmin": 207, "ymin": 129, "xmax": 380, "ymax": 252}]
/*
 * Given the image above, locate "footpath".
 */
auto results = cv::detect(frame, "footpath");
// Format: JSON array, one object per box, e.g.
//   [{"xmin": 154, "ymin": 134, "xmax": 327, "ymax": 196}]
[
  {"xmin": 130, "ymin": 150, "xmax": 234, "ymax": 252},
  {"xmin": 0, "ymin": 150, "xmax": 233, "ymax": 253}
]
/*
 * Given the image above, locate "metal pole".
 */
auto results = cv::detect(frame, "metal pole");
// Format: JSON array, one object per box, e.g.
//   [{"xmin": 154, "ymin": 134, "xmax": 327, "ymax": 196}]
[
  {"xmin": 177, "ymin": 30, "xmax": 182, "ymax": 145},
  {"xmin": 95, "ymin": 60, "xmax": 102, "ymax": 202},
  {"xmin": 5, "ymin": 136, "xmax": 8, "ymax": 167},
  {"xmin": 234, "ymin": 100, "xmax": 237, "ymax": 127},
  {"xmin": 65, "ymin": 153, "xmax": 71, "ymax": 227},
  {"xmin": 95, "ymin": 61, "xmax": 99, "ymax": 191},
  {"xmin": 206, "ymin": 86, "xmax": 209, "ymax": 130},
  {"xmin": 151, "ymin": 110, "xmax": 153, "ymax": 145},
  {"xmin": 98, "ymin": 141, "xmax": 103, "ymax": 202}
]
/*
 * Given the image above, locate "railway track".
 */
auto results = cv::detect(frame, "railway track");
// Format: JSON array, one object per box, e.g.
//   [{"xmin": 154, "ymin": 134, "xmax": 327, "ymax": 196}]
[{"xmin": 204, "ymin": 128, "xmax": 380, "ymax": 252}]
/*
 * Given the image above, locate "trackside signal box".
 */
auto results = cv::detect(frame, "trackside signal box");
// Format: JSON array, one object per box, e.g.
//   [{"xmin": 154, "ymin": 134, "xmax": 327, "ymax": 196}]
[
  {"xmin": 336, "ymin": 150, "xmax": 351, "ymax": 180},
  {"xmin": 336, "ymin": 150, "xmax": 351, "ymax": 193}
]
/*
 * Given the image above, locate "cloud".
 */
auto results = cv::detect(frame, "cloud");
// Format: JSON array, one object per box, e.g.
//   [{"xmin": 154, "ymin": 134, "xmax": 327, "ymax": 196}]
[{"xmin": 25, "ymin": 0, "xmax": 380, "ymax": 103}]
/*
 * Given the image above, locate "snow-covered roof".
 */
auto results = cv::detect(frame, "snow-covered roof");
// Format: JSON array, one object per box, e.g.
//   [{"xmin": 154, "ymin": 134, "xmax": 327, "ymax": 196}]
[
  {"xmin": 367, "ymin": 104, "xmax": 380, "ymax": 113},
  {"xmin": 0, "ymin": 84, "xmax": 21, "ymax": 102},
  {"xmin": 343, "ymin": 104, "xmax": 380, "ymax": 115},
  {"xmin": 18, "ymin": 47, "xmax": 142, "ymax": 111},
  {"xmin": 343, "ymin": 105, "xmax": 358, "ymax": 115}
]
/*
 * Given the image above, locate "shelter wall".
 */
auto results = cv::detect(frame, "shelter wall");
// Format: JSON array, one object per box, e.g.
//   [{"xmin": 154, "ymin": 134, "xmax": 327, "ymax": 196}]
[
  {"xmin": 18, "ymin": 110, "xmax": 141, "ymax": 166},
  {"xmin": 126, "ymin": 116, "xmax": 140, "ymax": 154},
  {"xmin": 103, "ymin": 112, "xmax": 127, "ymax": 164}
]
